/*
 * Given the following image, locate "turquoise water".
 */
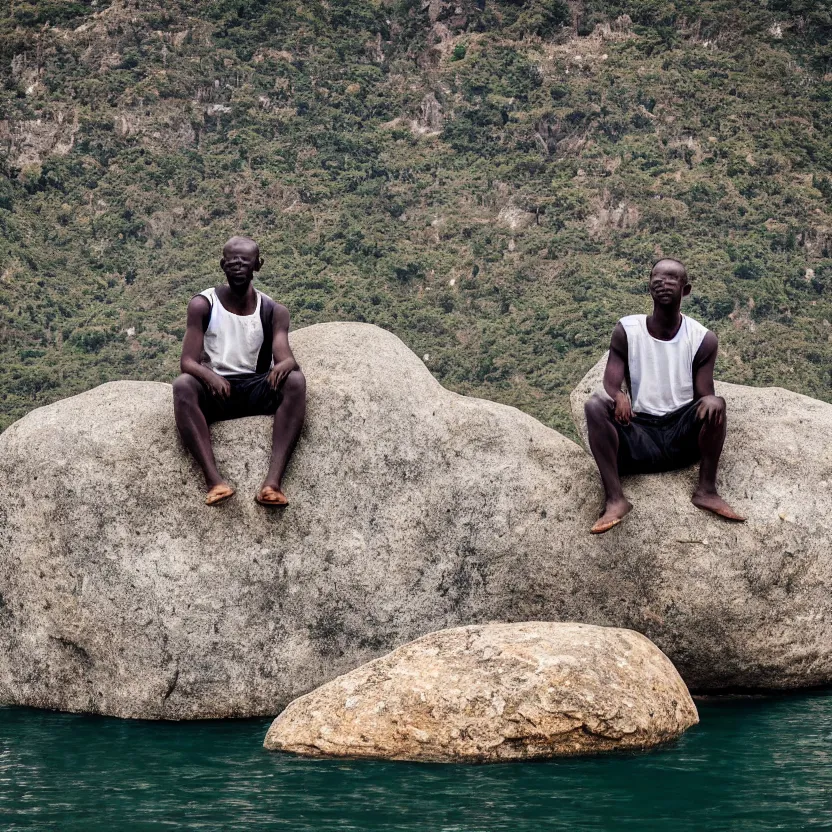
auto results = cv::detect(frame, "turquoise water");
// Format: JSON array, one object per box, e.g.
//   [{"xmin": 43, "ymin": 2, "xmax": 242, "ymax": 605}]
[{"xmin": 2, "ymin": 693, "xmax": 831, "ymax": 831}]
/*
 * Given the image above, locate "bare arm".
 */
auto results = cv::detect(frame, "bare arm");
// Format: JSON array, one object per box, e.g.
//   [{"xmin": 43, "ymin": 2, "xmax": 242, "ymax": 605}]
[
  {"xmin": 692, "ymin": 331, "xmax": 718, "ymax": 399},
  {"xmin": 271, "ymin": 303, "xmax": 298, "ymax": 368},
  {"xmin": 693, "ymin": 331, "xmax": 724, "ymax": 425},
  {"xmin": 180, "ymin": 296, "xmax": 230, "ymax": 398},
  {"xmin": 603, "ymin": 323, "xmax": 628, "ymax": 399},
  {"xmin": 266, "ymin": 301, "xmax": 300, "ymax": 389},
  {"xmin": 604, "ymin": 323, "xmax": 632, "ymax": 425}
]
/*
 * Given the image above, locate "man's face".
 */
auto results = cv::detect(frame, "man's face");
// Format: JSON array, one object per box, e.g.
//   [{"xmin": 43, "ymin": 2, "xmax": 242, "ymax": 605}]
[
  {"xmin": 221, "ymin": 240, "xmax": 260, "ymax": 289},
  {"xmin": 649, "ymin": 261, "xmax": 690, "ymax": 307}
]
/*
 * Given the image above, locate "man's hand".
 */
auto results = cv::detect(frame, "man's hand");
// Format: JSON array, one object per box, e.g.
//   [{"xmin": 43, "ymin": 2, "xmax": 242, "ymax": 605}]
[
  {"xmin": 205, "ymin": 372, "xmax": 231, "ymax": 400},
  {"xmin": 267, "ymin": 358, "xmax": 296, "ymax": 391},
  {"xmin": 613, "ymin": 390, "xmax": 632, "ymax": 425},
  {"xmin": 697, "ymin": 394, "xmax": 725, "ymax": 427}
]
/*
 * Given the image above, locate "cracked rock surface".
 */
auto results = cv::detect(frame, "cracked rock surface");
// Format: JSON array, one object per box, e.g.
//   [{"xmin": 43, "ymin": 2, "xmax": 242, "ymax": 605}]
[
  {"xmin": 263, "ymin": 622, "xmax": 699, "ymax": 761},
  {"xmin": 0, "ymin": 324, "xmax": 831, "ymax": 719}
]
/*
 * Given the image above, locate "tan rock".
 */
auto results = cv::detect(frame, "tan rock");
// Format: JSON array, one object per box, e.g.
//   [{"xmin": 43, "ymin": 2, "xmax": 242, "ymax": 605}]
[
  {"xmin": 263, "ymin": 622, "xmax": 699, "ymax": 761},
  {"xmin": 3, "ymin": 110, "xmax": 79, "ymax": 168},
  {"xmin": 496, "ymin": 205, "xmax": 537, "ymax": 232}
]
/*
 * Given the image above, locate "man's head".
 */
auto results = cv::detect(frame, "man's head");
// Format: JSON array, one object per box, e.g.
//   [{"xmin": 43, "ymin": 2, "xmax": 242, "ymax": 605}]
[
  {"xmin": 649, "ymin": 258, "xmax": 690, "ymax": 308},
  {"xmin": 220, "ymin": 236, "xmax": 263, "ymax": 290}
]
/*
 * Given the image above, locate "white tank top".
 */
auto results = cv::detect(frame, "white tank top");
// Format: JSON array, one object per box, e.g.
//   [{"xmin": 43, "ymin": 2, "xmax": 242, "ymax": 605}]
[
  {"xmin": 621, "ymin": 314, "xmax": 709, "ymax": 416},
  {"xmin": 199, "ymin": 288, "xmax": 267, "ymax": 376}
]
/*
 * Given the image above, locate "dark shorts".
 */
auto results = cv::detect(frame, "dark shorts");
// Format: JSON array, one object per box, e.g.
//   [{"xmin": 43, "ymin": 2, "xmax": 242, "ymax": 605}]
[
  {"xmin": 616, "ymin": 400, "xmax": 703, "ymax": 475},
  {"xmin": 200, "ymin": 372, "xmax": 282, "ymax": 423}
]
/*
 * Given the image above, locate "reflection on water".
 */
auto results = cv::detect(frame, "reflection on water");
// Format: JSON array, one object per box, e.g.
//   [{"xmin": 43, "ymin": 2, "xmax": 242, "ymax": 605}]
[{"xmin": 1, "ymin": 693, "xmax": 831, "ymax": 831}]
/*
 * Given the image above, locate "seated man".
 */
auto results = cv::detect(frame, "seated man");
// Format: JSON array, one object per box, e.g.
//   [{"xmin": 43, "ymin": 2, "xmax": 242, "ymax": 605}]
[
  {"xmin": 172, "ymin": 236, "xmax": 306, "ymax": 506},
  {"xmin": 584, "ymin": 257, "xmax": 746, "ymax": 534}
]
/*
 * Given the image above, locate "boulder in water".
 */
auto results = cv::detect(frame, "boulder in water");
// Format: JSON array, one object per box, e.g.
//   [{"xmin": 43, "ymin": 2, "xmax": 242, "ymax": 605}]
[{"xmin": 263, "ymin": 622, "xmax": 699, "ymax": 761}]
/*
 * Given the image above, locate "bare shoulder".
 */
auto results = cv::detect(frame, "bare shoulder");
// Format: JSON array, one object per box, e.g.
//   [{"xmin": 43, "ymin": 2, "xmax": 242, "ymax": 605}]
[
  {"xmin": 700, "ymin": 329, "xmax": 718, "ymax": 351},
  {"xmin": 695, "ymin": 330, "xmax": 719, "ymax": 364},
  {"xmin": 609, "ymin": 321, "xmax": 628, "ymax": 355},
  {"xmin": 186, "ymin": 293, "xmax": 211, "ymax": 320},
  {"xmin": 267, "ymin": 299, "xmax": 291, "ymax": 329}
]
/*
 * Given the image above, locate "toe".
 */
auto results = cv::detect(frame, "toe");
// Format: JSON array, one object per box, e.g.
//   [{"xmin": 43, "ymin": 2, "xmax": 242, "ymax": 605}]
[
  {"xmin": 256, "ymin": 487, "xmax": 289, "ymax": 506},
  {"xmin": 206, "ymin": 484, "xmax": 234, "ymax": 505},
  {"xmin": 590, "ymin": 517, "xmax": 621, "ymax": 535}
]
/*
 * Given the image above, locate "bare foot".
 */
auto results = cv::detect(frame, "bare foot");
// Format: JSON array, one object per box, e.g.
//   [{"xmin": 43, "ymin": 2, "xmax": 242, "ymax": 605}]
[
  {"xmin": 590, "ymin": 498, "xmax": 633, "ymax": 534},
  {"xmin": 205, "ymin": 483, "xmax": 235, "ymax": 506},
  {"xmin": 256, "ymin": 485, "xmax": 289, "ymax": 507},
  {"xmin": 691, "ymin": 490, "xmax": 746, "ymax": 521}
]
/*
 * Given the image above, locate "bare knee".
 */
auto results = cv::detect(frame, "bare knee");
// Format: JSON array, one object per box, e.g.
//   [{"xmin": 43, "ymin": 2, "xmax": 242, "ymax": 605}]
[
  {"xmin": 584, "ymin": 393, "xmax": 613, "ymax": 424},
  {"xmin": 697, "ymin": 395, "xmax": 727, "ymax": 434},
  {"xmin": 172, "ymin": 374, "xmax": 202, "ymax": 410},
  {"xmin": 282, "ymin": 369, "xmax": 306, "ymax": 398}
]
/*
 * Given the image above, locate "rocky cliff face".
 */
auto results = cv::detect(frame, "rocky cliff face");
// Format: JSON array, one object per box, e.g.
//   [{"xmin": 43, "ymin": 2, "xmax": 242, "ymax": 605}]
[{"xmin": 0, "ymin": 323, "xmax": 830, "ymax": 719}]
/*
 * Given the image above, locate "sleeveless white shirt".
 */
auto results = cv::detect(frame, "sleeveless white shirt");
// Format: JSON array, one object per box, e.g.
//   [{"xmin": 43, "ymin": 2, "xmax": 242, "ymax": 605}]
[
  {"xmin": 620, "ymin": 314, "xmax": 709, "ymax": 416},
  {"xmin": 199, "ymin": 288, "xmax": 267, "ymax": 376}
]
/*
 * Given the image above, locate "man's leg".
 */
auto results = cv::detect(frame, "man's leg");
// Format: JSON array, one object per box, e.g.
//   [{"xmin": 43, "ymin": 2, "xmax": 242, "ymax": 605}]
[
  {"xmin": 584, "ymin": 394, "xmax": 633, "ymax": 533},
  {"xmin": 691, "ymin": 395, "xmax": 745, "ymax": 521},
  {"xmin": 172, "ymin": 374, "xmax": 234, "ymax": 504},
  {"xmin": 258, "ymin": 370, "xmax": 307, "ymax": 505}
]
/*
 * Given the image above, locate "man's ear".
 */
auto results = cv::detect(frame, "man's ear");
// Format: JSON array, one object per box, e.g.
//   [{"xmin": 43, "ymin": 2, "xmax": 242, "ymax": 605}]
[
  {"xmin": 682, "ymin": 282, "xmax": 692, "ymax": 297},
  {"xmin": 255, "ymin": 256, "xmax": 264, "ymax": 272},
  {"xmin": 220, "ymin": 257, "xmax": 226, "ymax": 270}
]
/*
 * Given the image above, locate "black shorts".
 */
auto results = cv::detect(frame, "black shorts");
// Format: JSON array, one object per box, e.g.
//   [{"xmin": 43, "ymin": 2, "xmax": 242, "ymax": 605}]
[
  {"xmin": 616, "ymin": 400, "xmax": 703, "ymax": 475},
  {"xmin": 200, "ymin": 372, "xmax": 282, "ymax": 423}
]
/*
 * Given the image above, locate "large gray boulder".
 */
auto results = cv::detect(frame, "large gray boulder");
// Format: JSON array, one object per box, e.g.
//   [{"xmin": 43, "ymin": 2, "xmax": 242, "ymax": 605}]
[
  {"xmin": 0, "ymin": 323, "xmax": 831, "ymax": 719},
  {"xmin": 569, "ymin": 353, "xmax": 832, "ymax": 682},
  {"xmin": 263, "ymin": 622, "xmax": 699, "ymax": 762}
]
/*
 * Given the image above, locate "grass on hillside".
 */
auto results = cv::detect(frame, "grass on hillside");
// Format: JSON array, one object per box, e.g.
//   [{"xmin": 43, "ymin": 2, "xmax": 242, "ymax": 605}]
[{"xmin": 1, "ymin": 0, "xmax": 830, "ymax": 438}]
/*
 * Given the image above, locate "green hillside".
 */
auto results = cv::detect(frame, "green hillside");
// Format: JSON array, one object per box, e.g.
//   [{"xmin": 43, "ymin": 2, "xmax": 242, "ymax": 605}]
[{"xmin": 1, "ymin": 0, "xmax": 831, "ymax": 436}]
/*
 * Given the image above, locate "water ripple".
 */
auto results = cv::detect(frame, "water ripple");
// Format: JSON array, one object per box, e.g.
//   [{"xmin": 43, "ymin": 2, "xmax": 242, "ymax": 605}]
[{"xmin": 0, "ymin": 693, "xmax": 831, "ymax": 830}]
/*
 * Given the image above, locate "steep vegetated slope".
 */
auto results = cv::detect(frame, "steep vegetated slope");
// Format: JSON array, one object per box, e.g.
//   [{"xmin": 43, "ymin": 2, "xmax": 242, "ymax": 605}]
[{"xmin": 0, "ymin": 0, "xmax": 830, "ymax": 435}]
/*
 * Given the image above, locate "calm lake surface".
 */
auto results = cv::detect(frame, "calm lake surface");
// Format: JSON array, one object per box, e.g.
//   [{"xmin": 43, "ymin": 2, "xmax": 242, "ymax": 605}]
[{"xmin": 2, "ymin": 693, "xmax": 831, "ymax": 831}]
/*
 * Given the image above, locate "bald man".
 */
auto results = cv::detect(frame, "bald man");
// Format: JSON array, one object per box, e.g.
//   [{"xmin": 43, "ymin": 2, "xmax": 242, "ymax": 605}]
[
  {"xmin": 172, "ymin": 236, "xmax": 306, "ymax": 506},
  {"xmin": 583, "ymin": 258, "xmax": 745, "ymax": 533}
]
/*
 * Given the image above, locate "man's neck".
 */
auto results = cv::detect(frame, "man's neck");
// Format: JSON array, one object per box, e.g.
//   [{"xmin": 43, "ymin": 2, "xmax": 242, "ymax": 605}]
[
  {"xmin": 217, "ymin": 282, "xmax": 257, "ymax": 314},
  {"xmin": 646, "ymin": 304, "xmax": 683, "ymax": 341}
]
